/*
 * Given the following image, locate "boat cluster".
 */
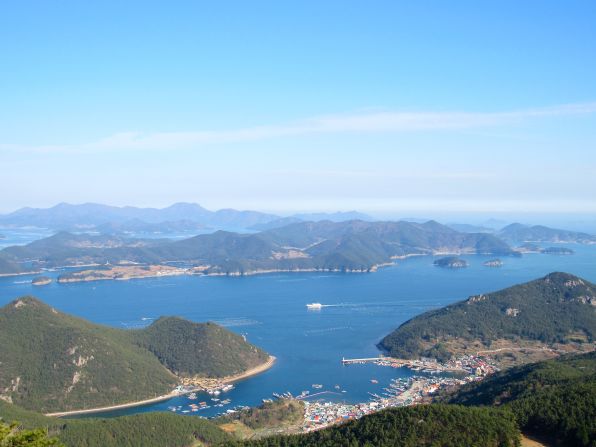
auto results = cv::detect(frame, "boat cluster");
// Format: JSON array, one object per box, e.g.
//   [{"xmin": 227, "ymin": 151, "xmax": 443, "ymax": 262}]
[
  {"xmin": 370, "ymin": 354, "xmax": 498, "ymax": 377},
  {"xmin": 168, "ymin": 384, "xmax": 237, "ymax": 415},
  {"xmin": 303, "ymin": 374, "xmax": 476, "ymax": 431}
]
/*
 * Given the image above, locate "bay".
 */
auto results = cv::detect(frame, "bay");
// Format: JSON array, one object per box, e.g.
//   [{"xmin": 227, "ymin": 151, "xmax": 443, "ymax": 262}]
[{"xmin": 0, "ymin": 243, "xmax": 594, "ymax": 418}]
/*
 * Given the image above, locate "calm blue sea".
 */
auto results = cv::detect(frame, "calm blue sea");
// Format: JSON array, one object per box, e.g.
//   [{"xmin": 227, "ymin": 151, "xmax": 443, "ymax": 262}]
[{"xmin": 0, "ymin": 244, "xmax": 594, "ymax": 418}]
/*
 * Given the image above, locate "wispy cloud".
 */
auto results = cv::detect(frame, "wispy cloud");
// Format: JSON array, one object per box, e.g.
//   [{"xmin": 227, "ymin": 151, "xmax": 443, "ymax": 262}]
[{"xmin": 2, "ymin": 102, "xmax": 595, "ymax": 153}]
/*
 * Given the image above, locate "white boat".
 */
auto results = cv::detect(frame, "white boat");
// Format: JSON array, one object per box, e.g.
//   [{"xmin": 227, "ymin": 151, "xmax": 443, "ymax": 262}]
[{"xmin": 306, "ymin": 303, "xmax": 323, "ymax": 309}]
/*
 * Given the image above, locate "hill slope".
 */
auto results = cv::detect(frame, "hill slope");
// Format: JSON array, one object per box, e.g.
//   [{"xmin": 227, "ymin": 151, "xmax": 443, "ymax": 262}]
[
  {"xmin": 0, "ymin": 297, "xmax": 269, "ymax": 413},
  {"xmin": 0, "ymin": 400, "xmax": 231, "ymax": 447},
  {"xmin": 446, "ymin": 352, "xmax": 596, "ymax": 447},
  {"xmin": 380, "ymin": 272, "xmax": 596, "ymax": 361},
  {"xmin": 231, "ymin": 404, "xmax": 520, "ymax": 447},
  {"xmin": 133, "ymin": 317, "xmax": 269, "ymax": 377}
]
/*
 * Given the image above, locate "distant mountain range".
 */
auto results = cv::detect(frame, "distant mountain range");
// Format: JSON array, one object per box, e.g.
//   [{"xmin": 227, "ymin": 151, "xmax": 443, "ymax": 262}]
[
  {"xmin": 380, "ymin": 272, "xmax": 596, "ymax": 362},
  {"xmin": 0, "ymin": 297, "xmax": 269, "ymax": 413},
  {"xmin": 0, "ymin": 220, "xmax": 517, "ymax": 276},
  {"xmin": 446, "ymin": 223, "xmax": 494, "ymax": 233},
  {"xmin": 0, "ymin": 202, "xmax": 373, "ymax": 233}
]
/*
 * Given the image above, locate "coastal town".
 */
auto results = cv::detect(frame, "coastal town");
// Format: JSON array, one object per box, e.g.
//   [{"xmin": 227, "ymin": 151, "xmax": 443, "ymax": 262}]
[
  {"xmin": 299, "ymin": 354, "xmax": 498, "ymax": 431},
  {"xmin": 153, "ymin": 351, "xmax": 499, "ymax": 431}
]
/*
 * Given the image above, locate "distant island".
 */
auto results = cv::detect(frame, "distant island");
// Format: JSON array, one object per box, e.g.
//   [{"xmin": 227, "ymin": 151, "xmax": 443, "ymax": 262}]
[
  {"xmin": 542, "ymin": 246, "xmax": 574, "ymax": 255},
  {"xmin": 499, "ymin": 223, "xmax": 596, "ymax": 245},
  {"xmin": 0, "ymin": 297, "xmax": 271, "ymax": 414},
  {"xmin": 515, "ymin": 242, "xmax": 543, "ymax": 253},
  {"xmin": 516, "ymin": 243, "xmax": 574, "ymax": 255},
  {"xmin": 31, "ymin": 276, "xmax": 52, "ymax": 286},
  {"xmin": 483, "ymin": 259, "xmax": 503, "ymax": 267},
  {"xmin": 0, "ymin": 220, "xmax": 518, "ymax": 278},
  {"xmin": 56, "ymin": 264, "xmax": 199, "ymax": 283},
  {"xmin": 379, "ymin": 272, "xmax": 596, "ymax": 366},
  {"xmin": 433, "ymin": 256, "xmax": 468, "ymax": 268}
]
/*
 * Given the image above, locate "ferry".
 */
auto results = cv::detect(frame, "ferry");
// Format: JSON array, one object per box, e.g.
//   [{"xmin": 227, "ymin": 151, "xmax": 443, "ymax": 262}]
[{"xmin": 306, "ymin": 303, "xmax": 323, "ymax": 309}]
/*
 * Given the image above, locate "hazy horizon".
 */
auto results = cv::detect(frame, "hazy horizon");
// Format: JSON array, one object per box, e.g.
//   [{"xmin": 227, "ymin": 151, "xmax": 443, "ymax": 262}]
[
  {"xmin": 2, "ymin": 1, "xmax": 595, "ymax": 216},
  {"xmin": 2, "ymin": 200, "xmax": 596, "ymax": 233}
]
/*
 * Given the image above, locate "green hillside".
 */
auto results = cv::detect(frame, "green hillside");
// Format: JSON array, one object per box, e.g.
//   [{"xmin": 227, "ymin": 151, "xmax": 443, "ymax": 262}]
[
  {"xmin": 446, "ymin": 352, "xmax": 596, "ymax": 447},
  {"xmin": 0, "ymin": 400, "xmax": 231, "ymax": 447},
  {"xmin": 133, "ymin": 316, "xmax": 269, "ymax": 377},
  {"xmin": 0, "ymin": 297, "xmax": 269, "ymax": 413},
  {"xmin": 380, "ymin": 272, "xmax": 596, "ymax": 361},
  {"xmin": 228, "ymin": 404, "xmax": 520, "ymax": 447}
]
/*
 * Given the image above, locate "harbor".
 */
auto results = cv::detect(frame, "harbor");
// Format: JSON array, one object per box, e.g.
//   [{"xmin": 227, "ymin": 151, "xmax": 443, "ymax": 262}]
[{"xmin": 341, "ymin": 353, "xmax": 498, "ymax": 376}]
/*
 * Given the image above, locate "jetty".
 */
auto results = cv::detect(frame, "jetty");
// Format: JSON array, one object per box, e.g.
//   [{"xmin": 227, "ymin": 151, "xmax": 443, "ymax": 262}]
[
  {"xmin": 341, "ymin": 356, "xmax": 386, "ymax": 364},
  {"xmin": 341, "ymin": 356, "xmax": 468, "ymax": 373}
]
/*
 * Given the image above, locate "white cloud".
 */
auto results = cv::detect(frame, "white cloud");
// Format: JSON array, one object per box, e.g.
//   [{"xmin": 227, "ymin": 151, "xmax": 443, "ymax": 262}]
[{"xmin": 2, "ymin": 102, "xmax": 595, "ymax": 153}]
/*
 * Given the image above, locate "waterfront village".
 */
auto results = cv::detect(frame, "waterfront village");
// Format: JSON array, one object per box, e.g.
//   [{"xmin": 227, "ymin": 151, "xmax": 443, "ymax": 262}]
[{"xmin": 172, "ymin": 353, "xmax": 499, "ymax": 432}]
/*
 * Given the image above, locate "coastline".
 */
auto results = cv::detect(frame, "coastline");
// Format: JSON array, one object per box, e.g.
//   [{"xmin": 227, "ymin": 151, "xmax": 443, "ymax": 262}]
[
  {"xmin": 44, "ymin": 355, "xmax": 276, "ymax": 418},
  {"xmin": 0, "ymin": 249, "xmax": 519, "ymax": 281},
  {"xmin": 52, "ymin": 264, "xmax": 396, "ymax": 284},
  {"xmin": 0, "ymin": 270, "xmax": 40, "ymax": 278},
  {"xmin": 221, "ymin": 354, "xmax": 276, "ymax": 384}
]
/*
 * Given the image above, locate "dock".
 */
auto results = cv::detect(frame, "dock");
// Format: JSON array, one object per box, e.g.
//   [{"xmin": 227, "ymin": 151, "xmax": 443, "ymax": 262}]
[
  {"xmin": 341, "ymin": 357, "xmax": 386, "ymax": 364},
  {"xmin": 341, "ymin": 356, "xmax": 468, "ymax": 373}
]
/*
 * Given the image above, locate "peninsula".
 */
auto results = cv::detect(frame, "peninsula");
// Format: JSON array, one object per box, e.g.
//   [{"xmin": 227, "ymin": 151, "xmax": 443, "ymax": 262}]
[
  {"xmin": 0, "ymin": 297, "xmax": 271, "ymax": 414},
  {"xmin": 380, "ymin": 272, "xmax": 596, "ymax": 366}
]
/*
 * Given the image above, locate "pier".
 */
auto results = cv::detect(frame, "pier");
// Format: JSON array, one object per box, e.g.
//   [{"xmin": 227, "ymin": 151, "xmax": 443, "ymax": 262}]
[
  {"xmin": 341, "ymin": 356, "xmax": 469, "ymax": 373},
  {"xmin": 341, "ymin": 356, "xmax": 387, "ymax": 364}
]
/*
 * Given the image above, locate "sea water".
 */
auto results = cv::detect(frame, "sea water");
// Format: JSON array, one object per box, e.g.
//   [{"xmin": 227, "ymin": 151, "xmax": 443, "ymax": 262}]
[{"xmin": 0, "ymin": 243, "xmax": 594, "ymax": 418}]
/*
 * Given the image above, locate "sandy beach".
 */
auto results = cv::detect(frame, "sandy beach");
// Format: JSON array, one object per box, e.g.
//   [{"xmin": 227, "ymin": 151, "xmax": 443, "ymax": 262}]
[{"xmin": 45, "ymin": 355, "xmax": 276, "ymax": 418}]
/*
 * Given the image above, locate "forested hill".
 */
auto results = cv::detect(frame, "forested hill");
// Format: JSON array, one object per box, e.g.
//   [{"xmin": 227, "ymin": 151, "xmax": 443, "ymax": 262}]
[
  {"xmin": 0, "ymin": 297, "xmax": 269, "ymax": 413},
  {"xmin": 0, "ymin": 400, "xmax": 232, "ymax": 447},
  {"xmin": 380, "ymin": 272, "xmax": 596, "ymax": 361},
  {"xmin": 0, "ymin": 219, "xmax": 517, "ymax": 275},
  {"xmin": 229, "ymin": 404, "xmax": 520, "ymax": 447},
  {"xmin": 445, "ymin": 352, "xmax": 596, "ymax": 447},
  {"xmin": 133, "ymin": 317, "xmax": 269, "ymax": 377}
]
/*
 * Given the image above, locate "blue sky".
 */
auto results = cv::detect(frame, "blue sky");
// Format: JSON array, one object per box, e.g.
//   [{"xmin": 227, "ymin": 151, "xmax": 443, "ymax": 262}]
[{"xmin": 1, "ymin": 1, "xmax": 595, "ymax": 216}]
